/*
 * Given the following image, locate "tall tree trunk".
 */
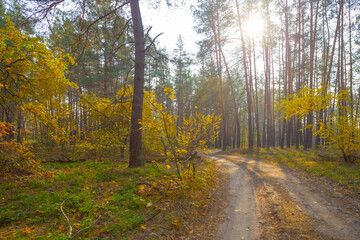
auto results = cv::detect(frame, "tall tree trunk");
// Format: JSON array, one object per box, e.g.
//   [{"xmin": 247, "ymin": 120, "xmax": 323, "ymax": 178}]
[
  {"xmin": 104, "ymin": 51, "xmax": 109, "ymax": 98},
  {"xmin": 348, "ymin": 0, "xmax": 353, "ymax": 119},
  {"xmin": 235, "ymin": 0, "xmax": 253, "ymax": 150},
  {"xmin": 252, "ymin": 38, "xmax": 261, "ymax": 148},
  {"xmin": 129, "ymin": 0, "xmax": 146, "ymax": 168},
  {"xmin": 325, "ymin": 0, "xmax": 343, "ymax": 88},
  {"xmin": 262, "ymin": 44, "xmax": 268, "ymax": 148},
  {"xmin": 271, "ymin": 48, "xmax": 276, "ymax": 147},
  {"xmin": 209, "ymin": 1, "xmax": 227, "ymax": 150},
  {"xmin": 177, "ymin": 57, "xmax": 183, "ymax": 128},
  {"xmin": 221, "ymin": 50, "xmax": 241, "ymax": 148},
  {"xmin": 285, "ymin": 0, "xmax": 293, "ymax": 148},
  {"xmin": 295, "ymin": 0, "xmax": 302, "ymax": 149},
  {"xmin": 305, "ymin": 0, "xmax": 319, "ymax": 149}
]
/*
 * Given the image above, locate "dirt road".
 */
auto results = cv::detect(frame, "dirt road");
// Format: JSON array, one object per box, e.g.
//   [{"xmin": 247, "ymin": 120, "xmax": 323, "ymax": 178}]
[{"xmin": 206, "ymin": 154, "xmax": 360, "ymax": 240}]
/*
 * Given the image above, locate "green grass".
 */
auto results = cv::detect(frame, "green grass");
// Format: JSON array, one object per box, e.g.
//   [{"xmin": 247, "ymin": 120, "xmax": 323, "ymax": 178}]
[
  {"xmin": 0, "ymin": 159, "xmax": 162, "ymax": 239},
  {"xmin": 240, "ymin": 147, "xmax": 360, "ymax": 191},
  {"xmin": 0, "ymin": 157, "xmax": 218, "ymax": 239}
]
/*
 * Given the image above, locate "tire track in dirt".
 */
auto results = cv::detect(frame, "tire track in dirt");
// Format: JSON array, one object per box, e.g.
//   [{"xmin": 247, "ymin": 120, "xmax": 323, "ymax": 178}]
[
  {"xmin": 206, "ymin": 154, "xmax": 360, "ymax": 240},
  {"xmin": 206, "ymin": 156, "xmax": 259, "ymax": 240}
]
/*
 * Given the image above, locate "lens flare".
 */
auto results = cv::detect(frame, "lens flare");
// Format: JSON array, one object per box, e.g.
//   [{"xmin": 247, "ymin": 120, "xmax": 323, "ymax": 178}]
[{"xmin": 244, "ymin": 14, "xmax": 264, "ymax": 38}]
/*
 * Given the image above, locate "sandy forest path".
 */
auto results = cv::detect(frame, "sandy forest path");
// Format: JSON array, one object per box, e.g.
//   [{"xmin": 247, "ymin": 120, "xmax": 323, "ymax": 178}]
[{"xmin": 205, "ymin": 153, "xmax": 360, "ymax": 240}]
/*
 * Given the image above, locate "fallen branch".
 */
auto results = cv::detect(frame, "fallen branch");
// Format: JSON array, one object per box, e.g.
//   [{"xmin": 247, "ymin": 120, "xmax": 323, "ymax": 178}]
[
  {"xmin": 145, "ymin": 209, "xmax": 161, "ymax": 222},
  {"xmin": 71, "ymin": 216, "xmax": 101, "ymax": 239},
  {"xmin": 41, "ymin": 157, "xmax": 87, "ymax": 163},
  {"xmin": 60, "ymin": 201, "xmax": 72, "ymax": 238},
  {"xmin": 60, "ymin": 200, "xmax": 101, "ymax": 239}
]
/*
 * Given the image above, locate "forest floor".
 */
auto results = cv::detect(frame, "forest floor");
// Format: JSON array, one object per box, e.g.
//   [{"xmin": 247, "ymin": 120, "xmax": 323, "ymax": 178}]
[
  {"xmin": 205, "ymin": 149, "xmax": 360, "ymax": 240},
  {"xmin": 0, "ymin": 155, "xmax": 228, "ymax": 240},
  {"xmin": 2, "ymin": 148, "xmax": 360, "ymax": 239}
]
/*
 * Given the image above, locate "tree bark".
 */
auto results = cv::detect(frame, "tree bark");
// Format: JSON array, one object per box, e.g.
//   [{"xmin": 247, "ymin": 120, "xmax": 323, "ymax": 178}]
[
  {"xmin": 129, "ymin": 0, "xmax": 146, "ymax": 168},
  {"xmin": 221, "ymin": 50, "xmax": 241, "ymax": 148},
  {"xmin": 235, "ymin": 0, "xmax": 253, "ymax": 150}
]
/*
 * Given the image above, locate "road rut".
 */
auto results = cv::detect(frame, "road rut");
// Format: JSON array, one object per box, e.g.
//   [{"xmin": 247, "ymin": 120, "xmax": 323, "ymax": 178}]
[{"xmin": 206, "ymin": 154, "xmax": 360, "ymax": 240}]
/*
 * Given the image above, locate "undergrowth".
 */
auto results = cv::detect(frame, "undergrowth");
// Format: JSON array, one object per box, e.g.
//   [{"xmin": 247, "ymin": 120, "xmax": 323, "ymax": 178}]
[{"xmin": 0, "ymin": 158, "xmax": 218, "ymax": 239}]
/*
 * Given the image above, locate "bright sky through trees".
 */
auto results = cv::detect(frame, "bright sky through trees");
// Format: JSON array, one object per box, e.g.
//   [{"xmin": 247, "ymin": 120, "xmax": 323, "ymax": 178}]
[
  {"xmin": 244, "ymin": 14, "xmax": 265, "ymax": 38},
  {"xmin": 140, "ymin": 0, "xmax": 199, "ymax": 54}
]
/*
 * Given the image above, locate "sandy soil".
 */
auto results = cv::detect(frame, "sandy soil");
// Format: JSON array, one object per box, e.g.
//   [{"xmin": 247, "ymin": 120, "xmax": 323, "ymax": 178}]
[{"xmin": 206, "ymin": 154, "xmax": 360, "ymax": 240}]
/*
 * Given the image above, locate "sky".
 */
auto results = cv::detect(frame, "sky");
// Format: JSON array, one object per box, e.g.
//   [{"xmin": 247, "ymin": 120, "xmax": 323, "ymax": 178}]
[
  {"xmin": 4, "ymin": 0, "xmax": 200, "ymax": 56},
  {"xmin": 140, "ymin": 1, "xmax": 200, "ymax": 56}
]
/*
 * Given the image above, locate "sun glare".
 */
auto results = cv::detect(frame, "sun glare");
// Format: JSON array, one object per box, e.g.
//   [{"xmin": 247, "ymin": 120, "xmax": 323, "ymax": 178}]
[{"xmin": 244, "ymin": 14, "xmax": 264, "ymax": 38}]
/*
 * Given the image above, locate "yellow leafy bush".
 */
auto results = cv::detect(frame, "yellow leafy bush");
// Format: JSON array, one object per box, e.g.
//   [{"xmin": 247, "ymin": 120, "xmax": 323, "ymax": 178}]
[
  {"xmin": 177, "ymin": 112, "xmax": 220, "ymax": 158},
  {"xmin": 0, "ymin": 122, "xmax": 37, "ymax": 176},
  {"xmin": 0, "ymin": 19, "xmax": 75, "ymax": 174},
  {"xmin": 280, "ymin": 88, "xmax": 360, "ymax": 162}
]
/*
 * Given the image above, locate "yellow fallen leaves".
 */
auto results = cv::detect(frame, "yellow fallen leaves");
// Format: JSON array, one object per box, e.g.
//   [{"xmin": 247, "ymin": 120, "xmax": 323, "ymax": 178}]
[
  {"xmin": 22, "ymin": 227, "xmax": 32, "ymax": 234},
  {"xmin": 140, "ymin": 224, "xmax": 147, "ymax": 230},
  {"xmin": 172, "ymin": 219, "xmax": 179, "ymax": 226}
]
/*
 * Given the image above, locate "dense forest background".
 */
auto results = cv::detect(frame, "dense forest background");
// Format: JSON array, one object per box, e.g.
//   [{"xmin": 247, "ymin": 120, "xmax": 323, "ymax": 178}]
[{"xmin": 1, "ymin": 0, "xmax": 360, "ymax": 174}]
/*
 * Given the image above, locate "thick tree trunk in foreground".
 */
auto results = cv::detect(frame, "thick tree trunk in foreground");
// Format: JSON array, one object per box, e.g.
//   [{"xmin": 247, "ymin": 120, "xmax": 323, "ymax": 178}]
[{"xmin": 129, "ymin": 0, "xmax": 146, "ymax": 168}]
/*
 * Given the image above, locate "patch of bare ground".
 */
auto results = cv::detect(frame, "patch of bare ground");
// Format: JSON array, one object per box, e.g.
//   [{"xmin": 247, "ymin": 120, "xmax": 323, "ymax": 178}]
[
  {"xmin": 255, "ymin": 175, "xmax": 324, "ymax": 239},
  {"xmin": 281, "ymin": 163, "xmax": 360, "ymax": 220},
  {"xmin": 212, "ymin": 153, "xmax": 360, "ymax": 240},
  {"xmin": 129, "ymin": 162, "xmax": 229, "ymax": 240}
]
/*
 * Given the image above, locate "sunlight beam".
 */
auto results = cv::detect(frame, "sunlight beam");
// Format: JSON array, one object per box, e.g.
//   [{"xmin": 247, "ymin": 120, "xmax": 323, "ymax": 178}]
[{"xmin": 244, "ymin": 14, "xmax": 264, "ymax": 38}]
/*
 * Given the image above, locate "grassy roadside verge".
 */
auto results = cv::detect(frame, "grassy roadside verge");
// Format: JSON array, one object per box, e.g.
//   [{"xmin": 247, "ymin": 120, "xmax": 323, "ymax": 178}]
[
  {"xmin": 0, "ymin": 158, "xmax": 220, "ymax": 239},
  {"xmin": 226, "ymin": 147, "xmax": 360, "ymax": 191}
]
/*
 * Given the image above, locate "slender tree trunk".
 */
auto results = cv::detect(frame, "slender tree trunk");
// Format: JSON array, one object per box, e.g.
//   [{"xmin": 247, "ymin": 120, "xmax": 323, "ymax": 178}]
[
  {"xmin": 271, "ymin": 47, "xmax": 276, "ymax": 147},
  {"xmin": 209, "ymin": 2, "xmax": 227, "ymax": 150},
  {"xmin": 251, "ymin": 38, "xmax": 261, "ymax": 148},
  {"xmin": 221, "ymin": 50, "xmax": 241, "ymax": 148},
  {"xmin": 104, "ymin": 53, "xmax": 109, "ymax": 98},
  {"xmin": 295, "ymin": 0, "xmax": 302, "ymax": 149},
  {"xmin": 235, "ymin": 0, "xmax": 253, "ymax": 150},
  {"xmin": 325, "ymin": 0, "xmax": 343, "ymax": 88},
  {"xmin": 216, "ymin": 3, "xmax": 228, "ymax": 150},
  {"xmin": 278, "ymin": 33, "xmax": 283, "ymax": 147},
  {"xmin": 283, "ymin": 0, "xmax": 291, "ymax": 148},
  {"xmin": 16, "ymin": 109, "xmax": 23, "ymax": 143},
  {"xmin": 305, "ymin": 0, "xmax": 319, "ymax": 149},
  {"xmin": 177, "ymin": 57, "xmax": 183, "ymax": 128},
  {"xmin": 348, "ymin": 0, "xmax": 353, "ymax": 118}
]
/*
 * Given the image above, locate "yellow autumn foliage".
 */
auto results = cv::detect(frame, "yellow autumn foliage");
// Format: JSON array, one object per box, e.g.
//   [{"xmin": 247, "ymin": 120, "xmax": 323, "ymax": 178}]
[
  {"xmin": 280, "ymin": 87, "xmax": 360, "ymax": 162},
  {"xmin": 177, "ymin": 112, "xmax": 220, "ymax": 157},
  {"xmin": 0, "ymin": 19, "xmax": 76, "ymax": 174}
]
